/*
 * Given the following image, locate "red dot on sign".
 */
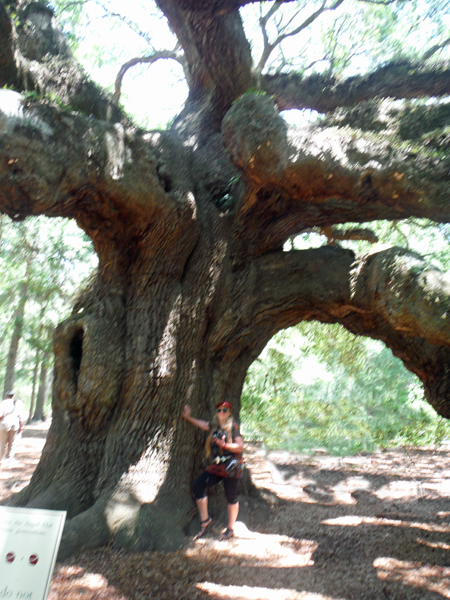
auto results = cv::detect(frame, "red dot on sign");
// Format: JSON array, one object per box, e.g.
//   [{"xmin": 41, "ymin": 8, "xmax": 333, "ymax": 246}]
[
  {"xmin": 6, "ymin": 552, "xmax": 15, "ymax": 563},
  {"xmin": 29, "ymin": 554, "xmax": 38, "ymax": 565}
]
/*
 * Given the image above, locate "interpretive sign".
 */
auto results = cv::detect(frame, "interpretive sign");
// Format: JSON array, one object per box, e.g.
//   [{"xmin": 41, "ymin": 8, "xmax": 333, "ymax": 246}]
[{"xmin": 0, "ymin": 506, "xmax": 66, "ymax": 600}]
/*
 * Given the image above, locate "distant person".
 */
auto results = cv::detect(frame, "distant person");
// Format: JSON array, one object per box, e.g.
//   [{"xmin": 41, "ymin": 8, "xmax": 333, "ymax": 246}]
[
  {"xmin": 0, "ymin": 391, "xmax": 24, "ymax": 466},
  {"xmin": 182, "ymin": 401, "xmax": 244, "ymax": 540}
]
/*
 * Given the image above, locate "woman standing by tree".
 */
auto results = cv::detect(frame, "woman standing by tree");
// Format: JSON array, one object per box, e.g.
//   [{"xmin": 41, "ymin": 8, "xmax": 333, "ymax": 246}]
[{"xmin": 182, "ymin": 401, "xmax": 244, "ymax": 540}]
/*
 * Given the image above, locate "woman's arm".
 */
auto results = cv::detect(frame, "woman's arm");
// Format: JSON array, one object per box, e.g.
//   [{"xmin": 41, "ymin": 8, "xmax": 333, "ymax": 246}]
[
  {"xmin": 216, "ymin": 435, "xmax": 244, "ymax": 454},
  {"xmin": 182, "ymin": 405, "xmax": 210, "ymax": 432}
]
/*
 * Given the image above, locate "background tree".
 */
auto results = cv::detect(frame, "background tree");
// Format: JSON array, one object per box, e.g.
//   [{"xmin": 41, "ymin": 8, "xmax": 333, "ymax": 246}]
[
  {"xmin": 1, "ymin": 0, "xmax": 450, "ymax": 558},
  {"xmin": 3, "ymin": 279, "xmax": 30, "ymax": 397},
  {"xmin": 0, "ymin": 216, "xmax": 96, "ymax": 413},
  {"xmin": 33, "ymin": 332, "xmax": 52, "ymax": 421},
  {"xmin": 1, "ymin": 222, "xmax": 36, "ymax": 397},
  {"xmin": 242, "ymin": 319, "xmax": 450, "ymax": 455}
]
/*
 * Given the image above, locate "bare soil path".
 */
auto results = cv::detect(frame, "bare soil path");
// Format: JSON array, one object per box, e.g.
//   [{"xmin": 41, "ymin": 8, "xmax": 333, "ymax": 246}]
[{"xmin": 2, "ymin": 423, "xmax": 450, "ymax": 599}]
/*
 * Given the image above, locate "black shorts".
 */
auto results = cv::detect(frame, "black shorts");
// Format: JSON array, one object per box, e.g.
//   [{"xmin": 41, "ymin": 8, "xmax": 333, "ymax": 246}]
[{"xmin": 192, "ymin": 470, "xmax": 239, "ymax": 504}]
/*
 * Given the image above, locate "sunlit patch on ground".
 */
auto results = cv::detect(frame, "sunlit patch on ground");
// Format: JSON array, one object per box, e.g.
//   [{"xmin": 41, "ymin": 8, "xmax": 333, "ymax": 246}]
[
  {"xmin": 0, "ymin": 424, "xmax": 48, "ymax": 499},
  {"xmin": 417, "ymin": 538, "xmax": 450, "ymax": 550},
  {"xmin": 374, "ymin": 557, "xmax": 450, "ymax": 598},
  {"xmin": 49, "ymin": 565, "xmax": 127, "ymax": 600},
  {"xmin": 375, "ymin": 479, "xmax": 433, "ymax": 501},
  {"xmin": 322, "ymin": 515, "xmax": 450, "ymax": 533},
  {"xmin": 196, "ymin": 581, "xmax": 343, "ymax": 600},
  {"xmin": 187, "ymin": 526, "xmax": 317, "ymax": 568},
  {"xmin": 249, "ymin": 445, "xmax": 450, "ymax": 507}
]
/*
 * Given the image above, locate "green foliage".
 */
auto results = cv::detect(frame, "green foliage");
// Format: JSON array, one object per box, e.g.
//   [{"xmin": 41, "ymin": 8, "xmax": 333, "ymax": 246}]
[
  {"xmin": 240, "ymin": 0, "xmax": 450, "ymax": 79},
  {"xmin": 241, "ymin": 323, "xmax": 450, "ymax": 456},
  {"xmin": 244, "ymin": 219, "xmax": 450, "ymax": 455},
  {"xmin": 47, "ymin": 0, "xmax": 185, "ymax": 128},
  {"xmin": 22, "ymin": 91, "xmax": 40, "ymax": 101},
  {"xmin": 50, "ymin": 0, "xmax": 85, "ymax": 52},
  {"xmin": 242, "ymin": 88, "xmax": 267, "ymax": 97},
  {"xmin": 0, "ymin": 216, "xmax": 97, "ymax": 411},
  {"xmin": 290, "ymin": 218, "xmax": 450, "ymax": 271}
]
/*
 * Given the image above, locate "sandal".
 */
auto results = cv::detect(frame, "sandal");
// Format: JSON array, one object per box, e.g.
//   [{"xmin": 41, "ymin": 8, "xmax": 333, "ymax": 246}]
[
  {"xmin": 193, "ymin": 517, "xmax": 212, "ymax": 540},
  {"xmin": 219, "ymin": 528, "xmax": 234, "ymax": 540}
]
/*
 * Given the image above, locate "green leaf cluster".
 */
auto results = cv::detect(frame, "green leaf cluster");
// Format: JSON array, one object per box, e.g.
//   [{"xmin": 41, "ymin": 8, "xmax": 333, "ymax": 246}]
[
  {"xmin": 0, "ymin": 216, "xmax": 97, "ymax": 413},
  {"xmin": 241, "ymin": 322, "xmax": 450, "ymax": 456},
  {"xmin": 243, "ymin": 218, "xmax": 450, "ymax": 456}
]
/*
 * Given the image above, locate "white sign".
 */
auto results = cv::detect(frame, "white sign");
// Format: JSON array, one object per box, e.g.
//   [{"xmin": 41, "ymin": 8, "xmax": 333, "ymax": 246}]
[{"xmin": 0, "ymin": 506, "xmax": 66, "ymax": 600}]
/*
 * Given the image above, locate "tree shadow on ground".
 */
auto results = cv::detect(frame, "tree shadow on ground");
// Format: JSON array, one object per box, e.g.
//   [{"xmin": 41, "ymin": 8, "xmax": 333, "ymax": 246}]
[
  {"xmin": 3, "ymin": 428, "xmax": 450, "ymax": 599},
  {"xmin": 48, "ymin": 443, "xmax": 450, "ymax": 600}
]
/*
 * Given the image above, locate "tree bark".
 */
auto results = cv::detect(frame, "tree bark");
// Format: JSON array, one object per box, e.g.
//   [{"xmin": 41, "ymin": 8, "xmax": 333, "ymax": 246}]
[
  {"xmin": 28, "ymin": 353, "xmax": 39, "ymax": 423},
  {"xmin": 262, "ymin": 63, "xmax": 450, "ymax": 112},
  {"xmin": 1, "ymin": 0, "xmax": 450, "ymax": 558},
  {"xmin": 33, "ymin": 352, "xmax": 49, "ymax": 421},
  {"xmin": 28, "ymin": 306, "xmax": 47, "ymax": 422},
  {"xmin": 3, "ymin": 281, "xmax": 28, "ymax": 397}
]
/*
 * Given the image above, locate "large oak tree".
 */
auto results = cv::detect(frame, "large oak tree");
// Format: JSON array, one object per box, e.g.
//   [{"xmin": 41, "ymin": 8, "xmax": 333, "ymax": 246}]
[{"xmin": 1, "ymin": 0, "xmax": 450, "ymax": 557}]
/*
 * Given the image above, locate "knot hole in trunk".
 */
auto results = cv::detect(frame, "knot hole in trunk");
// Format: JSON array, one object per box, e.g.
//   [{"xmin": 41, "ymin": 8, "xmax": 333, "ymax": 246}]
[{"xmin": 69, "ymin": 328, "xmax": 84, "ymax": 392}]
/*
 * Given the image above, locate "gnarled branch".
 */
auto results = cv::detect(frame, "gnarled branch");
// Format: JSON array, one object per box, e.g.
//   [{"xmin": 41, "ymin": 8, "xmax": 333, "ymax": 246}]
[
  {"xmin": 221, "ymin": 93, "xmax": 450, "ymax": 253},
  {"xmin": 113, "ymin": 49, "xmax": 187, "ymax": 105},
  {"xmin": 0, "ymin": 94, "xmax": 197, "ymax": 248},
  {"xmin": 253, "ymin": 244, "xmax": 450, "ymax": 416},
  {"xmin": 262, "ymin": 61, "xmax": 450, "ymax": 113}
]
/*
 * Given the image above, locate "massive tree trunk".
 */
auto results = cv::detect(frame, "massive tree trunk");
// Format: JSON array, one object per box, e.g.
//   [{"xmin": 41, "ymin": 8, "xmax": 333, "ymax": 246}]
[{"xmin": 1, "ymin": 0, "xmax": 450, "ymax": 557}]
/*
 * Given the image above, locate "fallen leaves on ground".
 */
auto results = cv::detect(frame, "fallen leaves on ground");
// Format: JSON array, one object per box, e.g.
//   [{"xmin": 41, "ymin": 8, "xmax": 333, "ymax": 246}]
[{"xmin": 2, "ymin": 424, "xmax": 450, "ymax": 599}]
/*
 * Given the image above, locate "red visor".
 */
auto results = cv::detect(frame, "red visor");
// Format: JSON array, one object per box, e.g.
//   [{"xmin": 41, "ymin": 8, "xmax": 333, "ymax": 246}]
[{"xmin": 216, "ymin": 401, "xmax": 232, "ymax": 410}]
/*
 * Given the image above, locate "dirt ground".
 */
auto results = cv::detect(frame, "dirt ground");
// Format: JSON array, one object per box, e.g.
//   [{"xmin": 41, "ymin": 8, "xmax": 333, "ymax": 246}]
[{"xmin": 2, "ymin": 423, "xmax": 450, "ymax": 600}]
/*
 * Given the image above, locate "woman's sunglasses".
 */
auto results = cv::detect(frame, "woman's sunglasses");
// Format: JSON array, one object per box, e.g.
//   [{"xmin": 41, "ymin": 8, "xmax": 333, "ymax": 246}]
[{"xmin": 217, "ymin": 408, "xmax": 230, "ymax": 413}]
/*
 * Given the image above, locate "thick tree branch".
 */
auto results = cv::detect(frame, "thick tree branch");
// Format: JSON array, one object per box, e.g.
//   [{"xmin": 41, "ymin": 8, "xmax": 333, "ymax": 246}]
[
  {"xmin": 262, "ymin": 61, "xmax": 450, "ymax": 113},
  {"xmin": 319, "ymin": 225, "xmax": 378, "ymax": 244},
  {"xmin": 0, "ymin": 2, "xmax": 125, "ymax": 123},
  {"xmin": 0, "ymin": 2, "xmax": 17, "ymax": 88},
  {"xmin": 320, "ymin": 98, "xmax": 450, "ymax": 141},
  {"xmin": 158, "ymin": 0, "xmax": 298, "ymax": 12},
  {"xmin": 156, "ymin": 0, "xmax": 254, "ymax": 126},
  {"xmin": 0, "ymin": 94, "xmax": 198, "ymax": 259},
  {"xmin": 222, "ymin": 94, "xmax": 450, "ymax": 253},
  {"xmin": 148, "ymin": 0, "xmax": 403, "ymax": 14},
  {"xmin": 252, "ymin": 245, "xmax": 450, "ymax": 416}
]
